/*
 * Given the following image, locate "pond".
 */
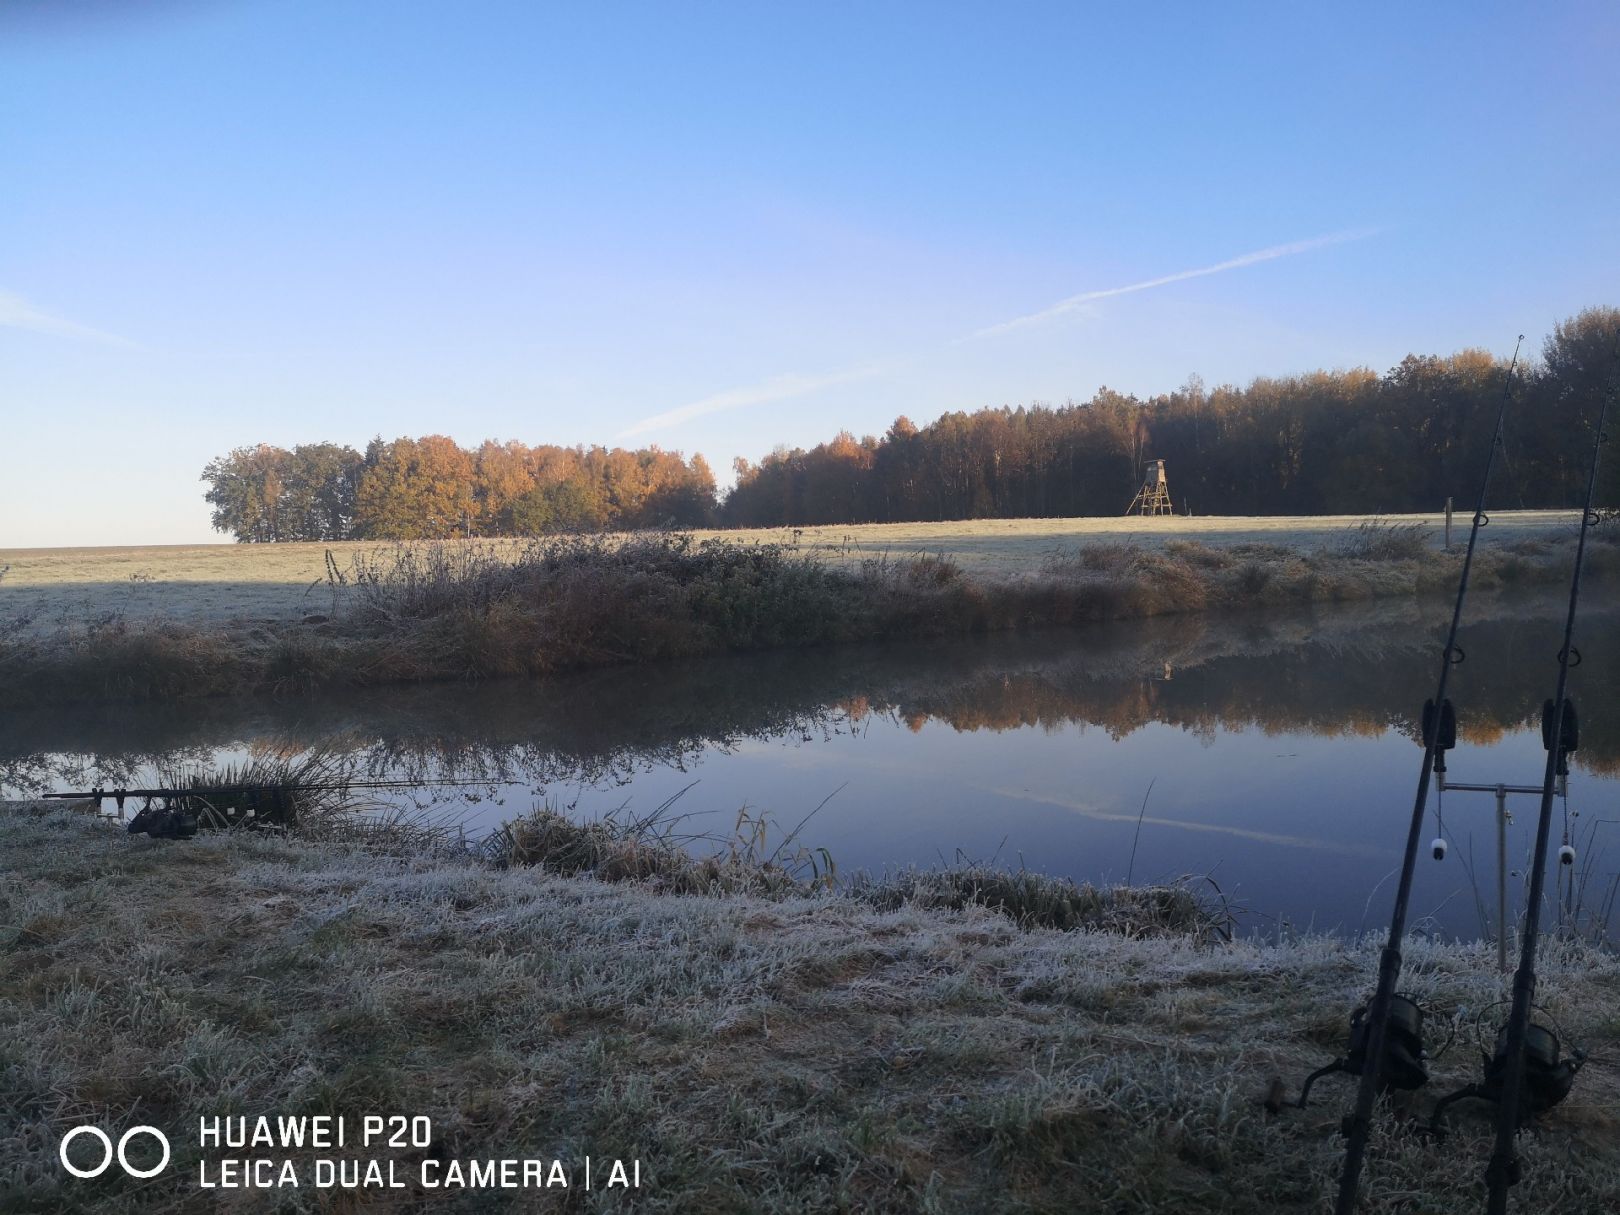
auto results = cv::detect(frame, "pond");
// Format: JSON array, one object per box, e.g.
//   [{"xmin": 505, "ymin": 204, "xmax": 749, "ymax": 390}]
[{"xmin": 4, "ymin": 589, "xmax": 1617, "ymax": 940}]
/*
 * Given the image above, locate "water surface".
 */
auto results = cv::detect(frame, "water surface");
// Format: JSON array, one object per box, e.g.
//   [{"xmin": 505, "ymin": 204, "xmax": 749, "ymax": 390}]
[{"xmin": 5, "ymin": 590, "xmax": 1617, "ymax": 939}]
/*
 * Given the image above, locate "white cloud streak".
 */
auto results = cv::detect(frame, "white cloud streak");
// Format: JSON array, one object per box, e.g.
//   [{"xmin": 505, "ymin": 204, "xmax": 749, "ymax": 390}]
[
  {"xmin": 970, "ymin": 227, "xmax": 1382, "ymax": 339},
  {"xmin": 617, "ymin": 226, "xmax": 1380, "ymax": 436},
  {"xmin": 0, "ymin": 289, "xmax": 142, "ymax": 350},
  {"xmin": 616, "ymin": 363, "xmax": 888, "ymax": 438}
]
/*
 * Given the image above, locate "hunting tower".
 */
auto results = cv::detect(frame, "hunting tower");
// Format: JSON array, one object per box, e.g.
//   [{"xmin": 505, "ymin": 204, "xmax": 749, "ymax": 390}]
[{"xmin": 1125, "ymin": 459, "xmax": 1174, "ymax": 516}]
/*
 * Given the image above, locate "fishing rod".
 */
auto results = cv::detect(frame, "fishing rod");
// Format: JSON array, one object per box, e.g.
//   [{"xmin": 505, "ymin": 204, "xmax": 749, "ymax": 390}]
[
  {"xmin": 43, "ymin": 779, "xmax": 501, "ymax": 804},
  {"xmin": 43, "ymin": 777, "xmax": 512, "ymax": 839},
  {"xmin": 1333, "ymin": 336, "xmax": 1524, "ymax": 1215},
  {"xmin": 1484, "ymin": 337, "xmax": 1614, "ymax": 1215}
]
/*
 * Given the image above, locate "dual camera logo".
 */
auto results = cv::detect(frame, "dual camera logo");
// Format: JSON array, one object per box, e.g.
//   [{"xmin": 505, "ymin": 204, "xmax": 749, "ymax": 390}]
[{"xmin": 59, "ymin": 1125, "xmax": 171, "ymax": 1179}]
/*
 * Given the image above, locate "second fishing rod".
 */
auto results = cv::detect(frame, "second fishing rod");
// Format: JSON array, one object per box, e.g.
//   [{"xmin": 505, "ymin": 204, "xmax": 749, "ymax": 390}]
[
  {"xmin": 1483, "ymin": 335, "xmax": 1614, "ymax": 1215},
  {"xmin": 1333, "ymin": 337, "xmax": 1524, "ymax": 1215}
]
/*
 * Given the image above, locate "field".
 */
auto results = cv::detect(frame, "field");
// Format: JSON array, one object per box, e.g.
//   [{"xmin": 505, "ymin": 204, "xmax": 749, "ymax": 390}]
[
  {"xmin": 0, "ymin": 511, "xmax": 1584, "ymax": 632},
  {"xmin": 3, "ymin": 804, "xmax": 1618, "ymax": 1213}
]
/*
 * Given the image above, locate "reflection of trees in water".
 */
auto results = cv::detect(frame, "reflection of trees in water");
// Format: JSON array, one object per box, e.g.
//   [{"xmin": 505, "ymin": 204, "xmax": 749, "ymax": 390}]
[
  {"xmin": 4, "ymin": 746, "xmax": 223, "ymax": 798},
  {"xmin": 905, "ymin": 600, "xmax": 1620, "ymax": 776},
  {"xmin": 2, "ymin": 594, "xmax": 1615, "ymax": 797},
  {"xmin": 842, "ymin": 608, "xmax": 1619, "ymax": 776}
]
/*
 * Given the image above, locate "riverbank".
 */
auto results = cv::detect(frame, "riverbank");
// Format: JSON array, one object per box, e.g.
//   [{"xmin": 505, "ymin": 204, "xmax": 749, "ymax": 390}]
[
  {"xmin": 3, "ymin": 806, "xmax": 1618, "ymax": 1213},
  {"xmin": 3, "ymin": 519, "xmax": 1613, "ymax": 705},
  {"xmin": 0, "ymin": 512, "xmax": 1586, "ymax": 630}
]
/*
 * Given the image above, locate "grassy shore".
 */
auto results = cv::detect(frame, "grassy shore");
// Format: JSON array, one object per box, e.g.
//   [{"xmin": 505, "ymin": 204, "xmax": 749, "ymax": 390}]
[
  {"xmin": 2, "ymin": 520, "xmax": 1614, "ymax": 705},
  {"xmin": 3, "ymin": 806, "xmax": 1619, "ymax": 1213}
]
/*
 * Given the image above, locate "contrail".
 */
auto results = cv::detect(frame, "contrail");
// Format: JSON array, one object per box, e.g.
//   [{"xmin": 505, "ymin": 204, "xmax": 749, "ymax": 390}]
[
  {"xmin": 971, "ymin": 227, "xmax": 1382, "ymax": 339},
  {"xmin": 0, "ymin": 289, "xmax": 142, "ymax": 350},
  {"xmin": 982, "ymin": 783, "xmax": 1387, "ymax": 858},
  {"xmin": 617, "ymin": 226, "xmax": 1380, "ymax": 436},
  {"xmin": 617, "ymin": 363, "xmax": 888, "ymax": 439}
]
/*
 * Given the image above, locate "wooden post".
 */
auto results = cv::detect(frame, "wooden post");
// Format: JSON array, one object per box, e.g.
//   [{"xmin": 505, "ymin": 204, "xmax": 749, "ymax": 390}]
[{"xmin": 1444, "ymin": 496, "xmax": 1453, "ymax": 550}]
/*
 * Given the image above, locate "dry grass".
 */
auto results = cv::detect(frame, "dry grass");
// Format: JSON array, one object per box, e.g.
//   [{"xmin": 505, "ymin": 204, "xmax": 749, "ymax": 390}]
[
  {"xmin": 484, "ymin": 804, "xmax": 1228, "ymax": 940},
  {"xmin": 3, "ymin": 806, "xmax": 1619, "ymax": 1213},
  {"xmin": 2, "ymin": 519, "xmax": 1614, "ymax": 705},
  {"xmin": 1332, "ymin": 518, "xmax": 1433, "ymax": 561},
  {"xmin": 849, "ymin": 864, "xmax": 1231, "ymax": 940},
  {"xmin": 485, "ymin": 802, "xmax": 834, "ymax": 898}
]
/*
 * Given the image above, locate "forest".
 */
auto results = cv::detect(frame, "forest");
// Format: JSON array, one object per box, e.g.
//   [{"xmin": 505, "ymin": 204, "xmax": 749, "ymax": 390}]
[{"xmin": 201, "ymin": 307, "xmax": 1617, "ymax": 541}]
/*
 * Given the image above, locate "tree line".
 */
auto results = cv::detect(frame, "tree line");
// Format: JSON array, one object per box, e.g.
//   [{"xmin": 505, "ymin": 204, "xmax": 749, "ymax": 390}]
[
  {"xmin": 202, "ymin": 307, "xmax": 1617, "ymax": 540},
  {"xmin": 724, "ymin": 307, "xmax": 1619, "ymax": 525},
  {"xmin": 201, "ymin": 438, "xmax": 715, "ymax": 541}
]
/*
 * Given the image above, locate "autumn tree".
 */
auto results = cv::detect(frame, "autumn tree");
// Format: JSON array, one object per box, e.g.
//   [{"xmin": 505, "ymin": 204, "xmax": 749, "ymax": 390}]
[
  {"xmin": 473, "ymin": 440, "xmax": 538, "ymax": 534},
  {"xmin": 353, "ymin": 436, "xmax": 478, "ymax": 539},
  {"xmin": 508, "ymin": 479, "xmax": 607, "ymax": 533},
  {"xmin": 280, "ymin": 443, "xmax": 364, "ymax": 539},
  {"xmin": 201, "ymin": 444, "xmax": 291, "ymax": 542},
  {"xmin": 1532, "ymin": 307, "xmax": 1620, "ymax": 508}
]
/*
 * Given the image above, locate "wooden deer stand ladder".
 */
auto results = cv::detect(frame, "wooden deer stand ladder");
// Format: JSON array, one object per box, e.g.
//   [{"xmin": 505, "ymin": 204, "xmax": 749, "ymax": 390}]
[{"xmin": 1125, "ymin": 459, "xmax": 1174, "ymax": 516}]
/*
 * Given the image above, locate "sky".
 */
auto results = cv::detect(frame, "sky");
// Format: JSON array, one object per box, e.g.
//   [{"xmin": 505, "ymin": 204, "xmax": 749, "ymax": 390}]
[{"xmin": 2, "ymin": 1, "xmax": 1617, "ymax": 546}]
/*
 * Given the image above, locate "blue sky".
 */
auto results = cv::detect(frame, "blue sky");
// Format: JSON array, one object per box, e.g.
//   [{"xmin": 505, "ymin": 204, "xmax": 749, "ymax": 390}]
[{"xmin": 3, "ymin": 1, "xmax": 1617, "ymax": 545}]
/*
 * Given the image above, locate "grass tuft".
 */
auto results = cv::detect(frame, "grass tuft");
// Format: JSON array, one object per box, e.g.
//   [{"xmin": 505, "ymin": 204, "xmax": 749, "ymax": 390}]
[
  {"xmin": 851, "ymin": 864, "xmax": 1231, "ymax": 941},
  {"xmin": 1336, "ymin": 518, "xmax": 1432, "ymax": 561}
]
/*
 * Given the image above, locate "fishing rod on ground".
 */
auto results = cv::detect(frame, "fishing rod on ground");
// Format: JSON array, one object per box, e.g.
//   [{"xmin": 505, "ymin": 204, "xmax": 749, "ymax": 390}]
[
  {"xmin": 41, "ymin": 777, "xmax": 511, "ymax": 837},
  {"xmin": 1475, "ymin": 336, "xmax": 1615, "ymax": 1215},
  {"xmin": 1285, "ymin": 337, "xmax": 1523, "ymax": 1215},
  {"xmin": 42, "ymin": 779, "xmax": 504, "ymax": 803}
]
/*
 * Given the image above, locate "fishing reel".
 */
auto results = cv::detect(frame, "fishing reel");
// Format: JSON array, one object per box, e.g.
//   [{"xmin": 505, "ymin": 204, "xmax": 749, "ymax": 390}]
[
  {"xmin": 127, "ymin": 797, "xmax": 198, "ymax": 841},
  {"xmin": 1428, "ymin": 1010, "xmax": 1585, "ymax": 1137},
  {"xmin": 1294, "ymin": 993, "xmax": 1430, "ymax": 1111}
]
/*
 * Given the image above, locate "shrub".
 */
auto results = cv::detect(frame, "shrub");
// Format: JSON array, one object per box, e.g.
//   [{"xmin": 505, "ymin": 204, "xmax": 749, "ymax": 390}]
[
  {"xmin": 1336, "ymin": 518, "xmax": 1431, "ymax": 561},
  {"xmin": 1236, "ymin": 561, "xmax": 1272, "ymax": 595},
  {"xmin": 1163, "ymin": 539, "xmax": 1232, "ymax": 570}
]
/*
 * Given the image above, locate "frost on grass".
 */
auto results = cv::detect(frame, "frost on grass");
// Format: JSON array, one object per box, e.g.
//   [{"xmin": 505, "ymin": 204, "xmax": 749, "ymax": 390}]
[{"xmin": 3, "ymin": 809, "xmax": 1619, "ymax": 1213}]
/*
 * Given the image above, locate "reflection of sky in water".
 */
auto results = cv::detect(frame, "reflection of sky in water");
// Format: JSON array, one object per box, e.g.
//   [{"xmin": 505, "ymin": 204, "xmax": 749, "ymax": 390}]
[
  {"xmin": 522, "ymin": 711, "xmax": 1616, "ymax": 939},
  {"xmin": 4, "ymin": 593, "xmax": 1616, "ymax": 940}
]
